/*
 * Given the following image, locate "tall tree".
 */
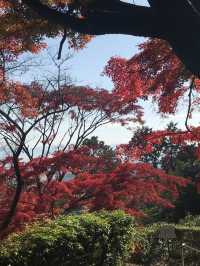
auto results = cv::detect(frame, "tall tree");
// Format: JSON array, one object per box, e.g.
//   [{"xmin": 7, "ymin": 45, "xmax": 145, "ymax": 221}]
[
  {"xmin": 105, "ymin": 38, "xmax": 200, "ymax": 146},
  {"xmin": 82, "ymin": 136, "xmax": 119, "ymax": 173},
  {"xmin": 121, "ymin": 123, "xmax": 200, "ymax": 222},
  {"xmin": 0, "ymin": 29, "xmax": 144, "ymax": 236}
]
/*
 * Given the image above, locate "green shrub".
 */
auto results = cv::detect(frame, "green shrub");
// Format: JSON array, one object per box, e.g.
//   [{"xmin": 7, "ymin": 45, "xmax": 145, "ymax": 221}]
[
  {"xmin": 179, "ymin": 214, "xmax": 200, "ymax": 226},
  {"xmin": 130, "ymin": 222, "xmax": 200, "ymax": 265},
  {"xmin": 0, "ymin": 210, "xmax": 134, "ymax": 266}
]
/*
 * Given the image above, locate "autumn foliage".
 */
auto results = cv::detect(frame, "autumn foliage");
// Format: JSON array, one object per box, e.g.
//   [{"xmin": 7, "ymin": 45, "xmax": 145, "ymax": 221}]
[
  {"xmin": 1, "ymin": 1, "xmax": 200, "ymax": 239},
  {"xmin": 0, "ymin": 149, "xmax": 188, "ymax": 237},
  {"xmin": 105, "ymin": 38, "xmax": 200, "ymax": 146}
]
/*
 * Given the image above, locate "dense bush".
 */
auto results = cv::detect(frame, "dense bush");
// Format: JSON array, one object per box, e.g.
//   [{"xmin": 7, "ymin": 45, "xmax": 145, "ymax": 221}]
[
  {"xmin": 0, "ymin": 211, "xmax": 134, "ymax": 266},
  {"xmin": 179, "ymin": 214, "xmax": 200, "ymax": 226},
  {"xmin": 130, "ymin": 221, "xmax": 200, "ymax": 265},
  {"xmin": 3, "ymin": 210, "xmax": 200, "ymax": 266}
]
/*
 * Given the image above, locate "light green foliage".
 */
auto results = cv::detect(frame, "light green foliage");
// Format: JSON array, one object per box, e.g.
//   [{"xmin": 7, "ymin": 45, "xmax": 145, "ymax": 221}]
[
  {"xmin": 179, "ymin": 214, "xmax": 200, "ymax": 226},
  {"xmin": 0, "ymin": 211, "xmax": 134, "ymax": 266}
]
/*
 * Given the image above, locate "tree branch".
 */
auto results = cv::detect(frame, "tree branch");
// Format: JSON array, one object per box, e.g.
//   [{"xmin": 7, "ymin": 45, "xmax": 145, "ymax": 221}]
[
  {"xmin": 0, "ymin": 155, "xmax": 23, "ymax": 234},
  {"xmin": 21, "ymin": 0, "xmax": 200, "ymax": 77},
  {"xmin": 21, "ymin": 0, "xmax": 162, "ymax": 38},
  {"xmin": 185, "ymin": 77, "xmax": 195, "ymax": 132},
  {"xmin": 58, "ymin": 27, "xmax": 67, "ymax": 60}
]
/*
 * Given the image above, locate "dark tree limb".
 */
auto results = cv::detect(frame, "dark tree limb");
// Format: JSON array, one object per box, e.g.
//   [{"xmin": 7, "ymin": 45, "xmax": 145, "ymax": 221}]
[
  {"xmin": 0, "ymin": 105, "xmax": 70, "ymax": 234},
  {"xmin": 21, "ymin": 0, "xmax": 162, "ymax": 38},
  {"xmin": 0, "ymin": 156, "xmax": 23, "ymax": 233},
  {"xmin": 0, "ymin": 131, "xmax": 26, "ymax": 235},
  {"xmin": 58, "ymin": 27, "xmax": 67, "ymax": 60},
  {"xmin": 21, "ymin": 0, "xmax": 200, "ymax": 77},
  {"xmin": 185, "ymin": 77, "xmax": 195, "ymax": 132}
]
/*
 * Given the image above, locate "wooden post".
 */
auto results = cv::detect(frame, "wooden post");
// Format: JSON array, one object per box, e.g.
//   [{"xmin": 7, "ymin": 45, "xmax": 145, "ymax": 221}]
[{"xmin": 181, "ymin": 243, "xmax": 185, "ymax": 266}]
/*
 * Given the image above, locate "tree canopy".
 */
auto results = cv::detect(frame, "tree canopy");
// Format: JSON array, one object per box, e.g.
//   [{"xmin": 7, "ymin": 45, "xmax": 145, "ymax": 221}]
[
  {"xmin": 10, "ymin": 0, "xmax": 200, "ymax": 77},
  {"xmin": 2, "ymin": 0, "xmax": 200, "ymax": 242}
]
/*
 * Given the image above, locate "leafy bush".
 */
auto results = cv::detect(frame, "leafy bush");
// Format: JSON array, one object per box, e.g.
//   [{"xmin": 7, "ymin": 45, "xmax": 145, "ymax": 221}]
[
  {"xmin": 179, "ymin": 214, "xmax": 200, "ymax": 226},
  {"xmin": 130, "ymin": 222, "xmax": 200, "ymax": 265},
  {"xmin": 0, "ymin": 211, "xmax": 134, "ymax": 266}
]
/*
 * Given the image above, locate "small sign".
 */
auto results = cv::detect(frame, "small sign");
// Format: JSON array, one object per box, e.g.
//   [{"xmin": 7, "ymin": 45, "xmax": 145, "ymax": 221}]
[{"xmin": 158, "ymin": 225, "xmax": 176, "ymax": 240}]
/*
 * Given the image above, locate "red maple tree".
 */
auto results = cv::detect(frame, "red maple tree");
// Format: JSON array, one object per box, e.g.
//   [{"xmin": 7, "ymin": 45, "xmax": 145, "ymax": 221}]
[
  {"xmin": 0, "ymin": 2, "xmax": 196, "ymax": 238},
  {"xmin": 105, "ymin": 38, "xmax": 200, "ymax": 139}
]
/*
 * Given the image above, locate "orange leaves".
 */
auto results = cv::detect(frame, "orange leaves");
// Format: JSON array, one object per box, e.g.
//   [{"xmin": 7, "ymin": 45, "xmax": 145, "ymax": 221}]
[
  {"xmin": 12, "ymin": 83, "xmax": 39, "ymax": 117},
  {"xmin": 0, "ymin": 82, "xmax": 40, "ymax": 118},
  {"xmin": 68, "ymin": 34, "xmax": 93, "ymax": 50},
  {"xmin": 0, "ymin": 82, "xmax": 10, "ymax": 102},
  {"xmin": 64, "ymin": 162, "xmax": 187, "ymax": 215},
  {"xmin": 105, "ymin": 39, "xmax": 192, "ymax": 115},
  {"xmin": 0, "ymin": 145, "xmax": 188, "ymax": 237},
  {"xmin": 1, "ymin": 0, "xmax": 200, "ymax": 238},
  {"xmin": 28, "ymin": 42, "xmax": 47, "ymax": 54},
  {"xmin": 0, "ymin": 0, "xmax": 12, "ymax": 9},
  {"xmin": 105, "ymin": 37, "xmax": 200, "ymax": 189},
  {"xmin": 0, "ymin": 27, "xmax": 47, "ymax": 59},
  {"xmin": 0, "ymin": 0, "xmax": 93, "ymax": 62},
  {"xmin": 105, "ymin": 57, "xmax": 138, "ymax": 101},
  {"xmin": 59, "ymin": 85, "xmax": 143, "ymax": 124}
]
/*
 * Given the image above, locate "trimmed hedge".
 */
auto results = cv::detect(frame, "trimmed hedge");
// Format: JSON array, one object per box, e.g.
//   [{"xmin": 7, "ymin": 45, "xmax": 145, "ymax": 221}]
[{"xmin": 0, "ymin": 211, "xmax": 134, "ymax": 266}]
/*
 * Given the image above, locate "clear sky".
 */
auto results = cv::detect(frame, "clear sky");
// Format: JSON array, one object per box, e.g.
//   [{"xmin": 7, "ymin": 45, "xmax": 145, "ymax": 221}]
[{"xmin": 16, "ymin": 0, "xmax": 196, "ymax": 146}]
